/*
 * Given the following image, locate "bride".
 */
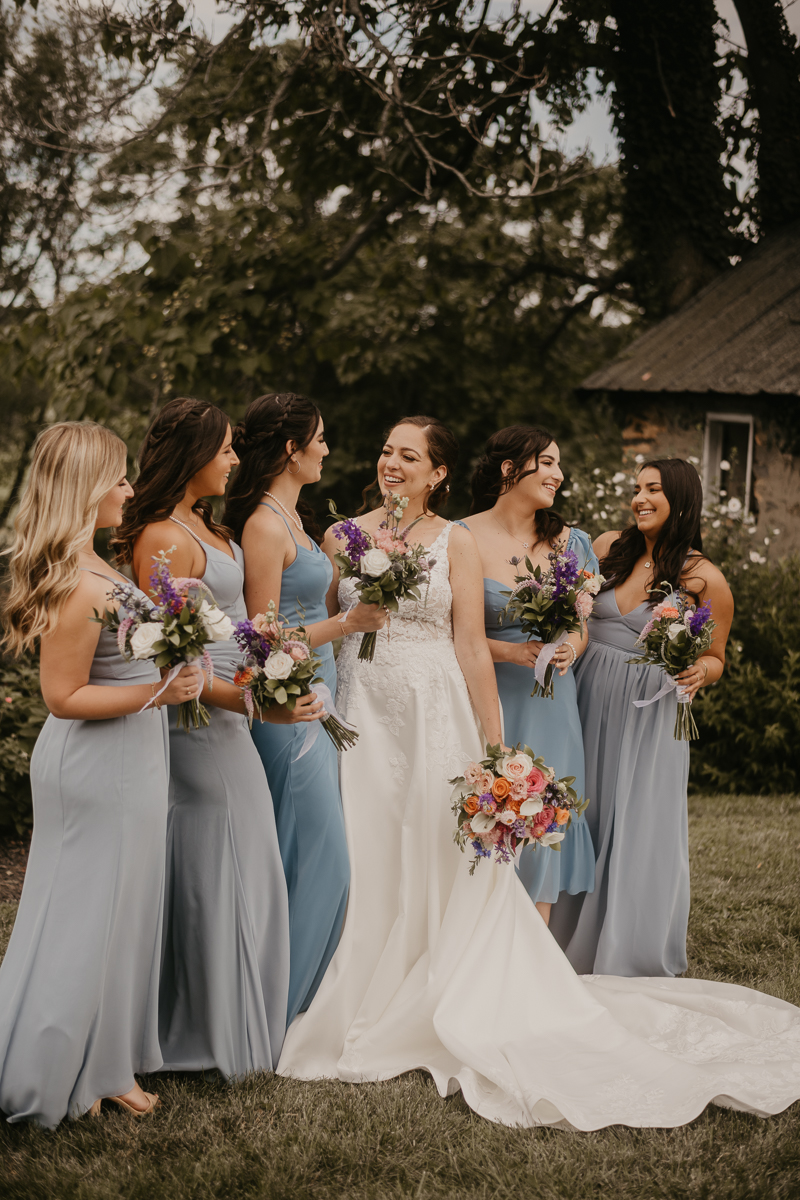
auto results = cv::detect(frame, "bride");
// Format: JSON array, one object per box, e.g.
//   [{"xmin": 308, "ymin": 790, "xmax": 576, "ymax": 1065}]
[{"xmin": 278, "ymin": 415, "xmax": 800, "ymax": 1130}]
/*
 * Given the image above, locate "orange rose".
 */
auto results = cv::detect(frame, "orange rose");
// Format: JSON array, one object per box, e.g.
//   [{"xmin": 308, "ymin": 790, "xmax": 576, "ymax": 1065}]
[
  {"xmin": 554, "ymin": 807, "xmax": 571, "ymax": 825},
  {"xmin": 492, "ymin": 776, "xmax": 511, "ymax": 800},
  {"xmin": 464, "ymin": 796, "xmax": 480, "ymax": 816},
  {"xmin": 507, "ymin": 798, "xmax": 522, "ymax": 816}
]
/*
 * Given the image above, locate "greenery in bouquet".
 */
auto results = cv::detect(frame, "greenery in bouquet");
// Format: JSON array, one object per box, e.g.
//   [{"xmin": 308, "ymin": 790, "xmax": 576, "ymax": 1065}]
[
  {"xmin": 328, "ymin": 495, "xmax": 433, "ymax": 662},
  {"xmin": 93, "ymin": 548, "xmax": 231, "ymax": 731},
  {"xmin": 234, "ymin": 602, "xmax": 358, "ymax": 751},
  {"xmin": 451, "ymin": 742, "xmax": 589, "ymax": 874},
  {"xmin": 500, "ymin": 548, "xmax": 603, "ymax": 698},
  {"xmin": 627, "ymin": 583, "xmax": 716, "ymax": 741}
]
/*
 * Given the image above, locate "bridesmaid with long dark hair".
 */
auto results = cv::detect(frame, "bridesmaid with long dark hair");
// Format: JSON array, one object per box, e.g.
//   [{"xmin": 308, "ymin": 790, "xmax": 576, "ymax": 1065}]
[
  {"xmin": 224, "ymin": 393, "xmax": 385, "ymax": 1023},
  {"xmin": 564, "ymin": 458, "xmax": 733, "ymax": 976},
  {"xmin": 0, "ymin": 422, "xmax": 201, "ymax": 1127},
  {"xmin": 114, "ymin": 397, "xmax": 322, "ymax": 1078},
  {"xmin": 459, "ymin": 426, "xmax": 595, "ymax": 927}
]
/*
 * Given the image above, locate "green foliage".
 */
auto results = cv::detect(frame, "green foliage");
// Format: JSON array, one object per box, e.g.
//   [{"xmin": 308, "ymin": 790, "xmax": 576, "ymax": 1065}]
[{"xmin": 0, "ymin": 658, "xmax": 47, "ymax": 835}]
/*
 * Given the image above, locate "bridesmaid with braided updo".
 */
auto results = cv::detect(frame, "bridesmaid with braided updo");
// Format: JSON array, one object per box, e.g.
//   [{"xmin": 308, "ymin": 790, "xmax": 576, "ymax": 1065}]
[
  {"xmin": 224, "ymin": 394, "xmax": 385, "ymax": 1023},
  {"xmin": 114, "ymin": 397, "xmax": 323, "ymax": 1079}
]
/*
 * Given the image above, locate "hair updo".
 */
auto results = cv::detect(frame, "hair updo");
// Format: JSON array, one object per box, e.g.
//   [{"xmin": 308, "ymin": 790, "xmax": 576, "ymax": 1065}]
[
  {"xmin": 223, "ymin": 392, "xmax": 323, "ymax": 543},
  {"xmin": 470, "ymin": 425, "xmax": 566, "ymax": 545},
  {"xmin": 359, "ymin": 414, "xmax": 459, "ymax": 515}
]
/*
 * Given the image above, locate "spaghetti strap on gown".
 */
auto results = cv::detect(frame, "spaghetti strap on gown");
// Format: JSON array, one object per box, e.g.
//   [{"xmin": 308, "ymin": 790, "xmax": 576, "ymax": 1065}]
[
  {"xmin": 278, "ymin": 524, "xmax": 800, "ymax": 1131},
  {"xmin": 562, "ymin": 587, "xmax": 691, "ymax": 976},
  {"xmin": 250, "ymin": 504, "xmax": 349, "ymax": 1024},
  {"xmin": 0, "ymin": 573, "xmax": 168, "ymax": 1129},
  {"xmin": 158, "ymin": 523, "xmax": 290, "ymax": 1076}
]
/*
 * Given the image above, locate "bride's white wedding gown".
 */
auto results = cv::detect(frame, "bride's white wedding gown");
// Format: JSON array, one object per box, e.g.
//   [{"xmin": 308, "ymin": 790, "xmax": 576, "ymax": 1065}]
[{"xmin": 278, "ymin": 524, "xmax": 800, "ymax": 1129}]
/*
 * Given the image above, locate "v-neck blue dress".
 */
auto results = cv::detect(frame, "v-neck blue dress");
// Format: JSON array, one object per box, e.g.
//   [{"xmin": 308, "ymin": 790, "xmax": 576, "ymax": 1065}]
[
  {"xmin": 561, "ymin": 586, "xmax": 691, "ymax": 977},
  {"xmin": 158, "ymin": 526, "xmax": 290, "ymax": 1077},
  {"xmin": 250, "ymin": 506, "xmax": 349, "ymax": 1025},
  {"xmin": 479, "ymin": 526, "xmax": 597, "ymax": 907}
]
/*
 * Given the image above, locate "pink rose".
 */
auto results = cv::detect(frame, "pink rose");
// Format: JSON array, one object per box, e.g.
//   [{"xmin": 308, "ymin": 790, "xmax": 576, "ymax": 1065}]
[
  {"xmin": 526, "ymin": 767, "xmax": 547, "ymax": 795},
  {"xmin": 470, "ymin": 769, "xmax": 494, "ymax": 796},
  {"xmin": 539, "ymin": 805, "xmax": 556, "ymax": 826},
  {"xmin": 575, "ymin": 591, "xmax": 593, "ymax": 619},
  {"xmin": 284, "ymin": 639, "xmax": 310, "ymax": 662},
  {"xmin": 253, "ymin": 613, "xmax": 282, "ymax": 641}
]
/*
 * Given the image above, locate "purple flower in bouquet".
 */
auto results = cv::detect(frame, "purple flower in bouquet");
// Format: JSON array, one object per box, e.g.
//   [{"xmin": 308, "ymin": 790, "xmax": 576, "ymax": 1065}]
[
  {"xmin": 334, "ymin": 518, "xmax": 371, "ymax": 563},
  {"xmin": 234, "ymin": 619, "xmax": 272, "ymax": 667},
  {"xmin": 689, "ymin": 601, "xmax": 713, "ymax": 636},
  {"xmin": 149, "ymin": 557, "xmax": 188, "ymax": 614},
  {"xmin": 552, "ymin": 548, "xmax": 580, "ymax": 600}
]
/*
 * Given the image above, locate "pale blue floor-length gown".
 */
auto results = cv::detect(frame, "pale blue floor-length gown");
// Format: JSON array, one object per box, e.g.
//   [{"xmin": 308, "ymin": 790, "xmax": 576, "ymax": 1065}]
[
  {"xmin": 250, "ymin": 505, "xmax": 349, "ymax": 1025},
  {"xmin": 480, "ymin": 526, "xmax": 597, "ymax": 907},
  {"xmin": 562, "ymin": 586, "xmax": 691, "ymax": 976},
  {"xmin": 158, "ymin": 520, "xmax": 290, "ymax": 1076},
  {"xmin": 0, "ymin": 572, "xmax": 168, "ymax": 1129}
]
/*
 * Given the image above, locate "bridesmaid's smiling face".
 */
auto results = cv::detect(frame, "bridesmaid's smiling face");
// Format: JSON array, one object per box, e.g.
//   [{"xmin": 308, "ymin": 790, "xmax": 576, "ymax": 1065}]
[
  {"xmin": 192, "ymin": 425, "xmax": 239, "ymax": 498},
  {"xmin": 95, "ymin": 475, "xmax": 134, "ymax": 531},
  {"xmin": 506, "ymin": 441, "xmax": 563, "ymax": 510},
  {"xmin": 378, "ymin": 423, "xmax": 446, "ymax": 504},
  {"xmin": 287, "ymin": 417, "xmax": 329, "ymax": 486},
  {"xmin": 632, "ymin": 467, "xmax": 670, "ymax": 537}
]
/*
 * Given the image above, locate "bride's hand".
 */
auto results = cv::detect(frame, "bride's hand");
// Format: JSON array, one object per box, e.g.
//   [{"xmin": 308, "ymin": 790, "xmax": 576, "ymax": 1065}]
[
  {"xmin": 512, "ymin": 641, "xmax": 543, "ymax": 669},
  {"xmin": 341, "ymin": 602, "xmax": 387, "ymax": 633}
]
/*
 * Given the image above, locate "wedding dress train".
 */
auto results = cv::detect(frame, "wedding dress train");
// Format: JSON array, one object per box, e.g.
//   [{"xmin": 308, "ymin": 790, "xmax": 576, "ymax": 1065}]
[{"xmin": 278, "ymin": 524, "xmax": 800, "ymax": 1129}]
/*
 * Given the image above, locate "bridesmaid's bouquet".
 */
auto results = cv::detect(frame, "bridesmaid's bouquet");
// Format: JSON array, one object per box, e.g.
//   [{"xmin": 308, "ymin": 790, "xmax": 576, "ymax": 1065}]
[
  {"xmin": 500, "ymin": 548, "xmax": 603, "ymax": 699},
  {"xmin": 626, "ymin": 583, "xmax": 716, "ymax": 741},
  {"xmin": 451, "ymin": 743, "xmax": 589, "ymax": 874},
  {"xmin": 233, "ymin": 602, "xmax": 358, "ymax": 751},
  {"xmin": 328, "ymin": 495, "xmax": 434, "ymax": 662},
  {"xmin": 93, "ymin": 548, "xmax": 232, "ymax": 730}
]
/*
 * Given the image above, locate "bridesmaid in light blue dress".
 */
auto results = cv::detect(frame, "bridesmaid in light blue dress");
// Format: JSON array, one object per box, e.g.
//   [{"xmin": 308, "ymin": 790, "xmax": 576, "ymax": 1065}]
[
  {"xmin": 461, "ymin": 426, "xmax": 595, "ymax": 927},
  {"xmin": 565, "ymin": 457, "xmax": 734, "ymax": 976},
  {"xmin": 118, "ymin": 399, "xmax": 323, "ymax": 1077},
  {"xmin": 225, "ymin": 394, "xmax": 384, "ymax": 1023},
  {"xmin": 0, "ymin": 423, "xmax": 202, "ymax": 1127}
]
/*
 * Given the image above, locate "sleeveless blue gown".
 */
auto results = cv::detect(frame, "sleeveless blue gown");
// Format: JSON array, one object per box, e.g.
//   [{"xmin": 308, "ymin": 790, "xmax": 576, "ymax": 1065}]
[
  {"xmin": 0, "ymin": 572, "xmax": 168, "ymax": 1128},
  {"xmin": 480, "ymin": 527, "xmax": 597, "ymax": 906},
  {"xmin": 565, "ymin": 587, "xmax": 691, "ymax": 976},
  {"xmin": 158, "ymin": 525, "xmax": 290, "ymax": 1076},
  {"xmin": 250, "ymin": 505, "xmax": 349, "ymax": 1025}
]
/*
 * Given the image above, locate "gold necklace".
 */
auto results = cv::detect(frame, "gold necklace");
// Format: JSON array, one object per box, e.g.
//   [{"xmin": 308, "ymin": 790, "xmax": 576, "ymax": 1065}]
[{"xmin": 264, "ymin": 491, "xmax": 303, "ymax": 532}]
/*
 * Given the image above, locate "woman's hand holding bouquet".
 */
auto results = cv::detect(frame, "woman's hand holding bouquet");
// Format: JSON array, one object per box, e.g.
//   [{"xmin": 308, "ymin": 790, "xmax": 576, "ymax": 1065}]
[
  {"xmin": 328, "ymin": 495, "xmax": 434, "ymax": 662},
  {"xmin": 627, "ymin": 583, "xmax": 716, "ymax": 740},
  {"xmin": 451, "ymin": 743, "xmax": 589, "ymax": 874},
  {"xmin": 94, "ymin": 548, "xmax": 231, "ymax": 730},
  {"xmin": 501, "ymin": 548, "xmax": 603, "ymax": 699},
  {"xmin": 234, "ymin": 602, "xmax": 358, "ymax": 752}
]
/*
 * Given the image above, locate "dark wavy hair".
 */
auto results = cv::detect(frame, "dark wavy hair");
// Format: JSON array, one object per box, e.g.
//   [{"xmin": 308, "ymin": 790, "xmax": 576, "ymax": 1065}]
[
  {"xmin": 223, "ymin": 393, "xmax": 323, "ymax": 544},
  {"xmin": 112, "ymin": 397, "xmax": 233, "ymax": 565},
  {"xmin": 469, "ymin": 425, "xmax": 567, "ymax": 545},
  {"xmin": 358, "ymin": 414, "xmax": 459, "ymax": 515},
  {"xmin": 599, "ymin": 458, "xmax": 706, "ymax": 604}
]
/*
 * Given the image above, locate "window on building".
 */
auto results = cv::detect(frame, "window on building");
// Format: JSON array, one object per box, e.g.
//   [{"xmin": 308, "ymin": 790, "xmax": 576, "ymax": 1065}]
[{"xmin": 702, "ymin": 413, "xmax": 754, "ymax": 515}]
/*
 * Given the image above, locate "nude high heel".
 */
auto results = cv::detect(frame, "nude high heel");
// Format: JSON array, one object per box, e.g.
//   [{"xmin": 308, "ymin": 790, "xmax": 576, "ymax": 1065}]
[
  {"xmin": 104, "ymin": 1091, "xmax": 159, "ymax": 1116},
  {"xmin": 88, "ymin": 1099, "xmax": 102, "ymax": 1118}
]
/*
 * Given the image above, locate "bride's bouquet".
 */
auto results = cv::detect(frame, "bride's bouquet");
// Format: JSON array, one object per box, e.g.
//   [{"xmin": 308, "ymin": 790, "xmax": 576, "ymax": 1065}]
[
  {"xmin": 500, "ymin": 548, "xmax": 603, "ymax": 698},
  {"xmin": 93, "ymin": 548, "xmax": 231, "ymax": 730},
  {"xmin": 626, "ymin": 583, "xmax": 716, "ymax": 740},
  {"xmin": 328, "ymin": 495, "xmax": 433, "ymax": 662},
  {"xmin": 233, "ymin": 602, "xmax": 358, "ymax": 752},
  {"xmin": 451, "ymin": 743, "xmax": 589, "ymax": 874}
]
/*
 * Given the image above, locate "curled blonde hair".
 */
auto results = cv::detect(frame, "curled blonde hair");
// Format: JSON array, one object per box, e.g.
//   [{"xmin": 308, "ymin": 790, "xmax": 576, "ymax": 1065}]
[{"xmin": 3, "ymin": 422, "xmax": 127, "ymax": 656}]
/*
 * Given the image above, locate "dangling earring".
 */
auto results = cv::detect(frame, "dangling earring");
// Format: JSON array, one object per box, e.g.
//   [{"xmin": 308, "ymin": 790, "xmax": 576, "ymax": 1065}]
[{"xmin": 287, "ymin": 457, "xmax": 300, "ymax": 476}]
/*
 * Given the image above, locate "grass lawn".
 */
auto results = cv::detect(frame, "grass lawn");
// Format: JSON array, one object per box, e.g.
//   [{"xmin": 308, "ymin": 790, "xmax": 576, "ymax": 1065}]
[{"xmin": 1, "ymin": 792, "xmax": 799, "ymax": 1200}]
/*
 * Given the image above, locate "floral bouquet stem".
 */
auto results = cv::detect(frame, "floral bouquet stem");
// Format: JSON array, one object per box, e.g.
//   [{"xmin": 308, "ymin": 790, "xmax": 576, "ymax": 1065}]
[
  {"xmin": 357, "ymin": 631, "xmax": 378, "ymax": 662},
  {"xmin": 674, "ymin": 695, "xmax": 699, "ymax": 741}
]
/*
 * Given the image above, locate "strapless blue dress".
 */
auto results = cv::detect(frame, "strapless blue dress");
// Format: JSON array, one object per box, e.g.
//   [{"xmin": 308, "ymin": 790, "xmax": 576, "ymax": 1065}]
[
  {"xmin": 481, "ymin": 527, "xmax": 597, "ymax": 907},
  {"xmin": 250, "ymin": 506, "xmax": 349, "ymax": 1025}
]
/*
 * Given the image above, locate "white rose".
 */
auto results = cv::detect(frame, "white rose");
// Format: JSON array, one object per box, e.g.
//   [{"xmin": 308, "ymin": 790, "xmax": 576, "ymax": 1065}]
[
  {"xmin": 198, "ymin": 600, "xmax": 234, "ymax": 642},
  {"xmin": 667, "ymin": 621, "xmax": 685, "ymax": 641},
  {"xmin": 519, "ymin": 795, "xmax": 544, "ymax": 817},
  {"xmin": 470, "ymin": 810, "xmax": 497, "ymax": 834},
  {"xmin": 360, "ymin": 548, "xmax": 392, "ymax": 577},
  {"xmin": 539, "ymin": 830, "xmax": 565, "ymax": 847},
  {"xmin": 266, "ymin": 651, "xmax": 294, "ymax": 680},
  {"xmin": 497, "ymin": 752, "xmax": 534, "ymax": 781},
  {"xmin": 129, "ymin": 621, "xmax": 164, "ymax": 659}
]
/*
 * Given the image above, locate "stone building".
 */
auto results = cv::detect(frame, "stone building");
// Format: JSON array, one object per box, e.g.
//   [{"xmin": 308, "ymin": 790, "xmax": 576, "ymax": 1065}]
[{"xmin": 579, "ymin": 224, "xmax": 800, "ymax": 551}]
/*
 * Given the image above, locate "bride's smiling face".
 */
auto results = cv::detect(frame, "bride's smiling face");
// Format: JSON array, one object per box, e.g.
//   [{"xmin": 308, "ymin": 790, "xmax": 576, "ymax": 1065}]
[{"xmin": 377, "ymin": 424, "xmax": 446, "ymax": 504}]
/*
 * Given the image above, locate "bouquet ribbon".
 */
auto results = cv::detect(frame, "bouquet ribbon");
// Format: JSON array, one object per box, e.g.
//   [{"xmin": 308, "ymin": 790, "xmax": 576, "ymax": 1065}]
[
  {"xmin": 293, "ymin": 682, "xmax": 357, "ymax": 762},
  {"xmin": 534, "ymin": 631, "xmax": 569, "ymax": 689},
  {"xmin": 137, "ymin": 662, "xmax": 205, "ymax": 714},
  {"xmin": 633, "ymin": 674, "xmax": 690, "ymax": 710}
]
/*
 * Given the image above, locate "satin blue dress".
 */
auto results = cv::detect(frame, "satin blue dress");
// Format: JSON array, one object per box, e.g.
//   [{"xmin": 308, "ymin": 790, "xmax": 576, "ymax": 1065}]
[
  {"xmin": 158, "ymin": 522, "xmax": 290, "ymax": 1076},
  {"xmin": 250, "ymin": 505, "xmax": 349, "ymax": 1025},
  {"xmin": 564, "ymin": 587, "xmax": 691, "ymax": 976},
  {"xmin": 0, "ymin": 572, "xmax": 168, "ymax": 1128},
  {"xmin": 479, "ymin": 526, "xmax": 597, "ymax": 907}
]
